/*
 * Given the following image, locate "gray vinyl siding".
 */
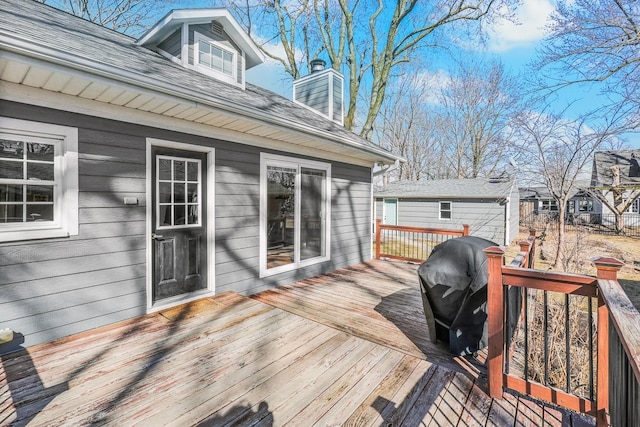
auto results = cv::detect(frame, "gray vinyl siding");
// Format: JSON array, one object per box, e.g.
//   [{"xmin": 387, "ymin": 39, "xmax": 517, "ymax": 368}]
[
  {"xmin": 294, "ymin": 74, "xmax": 330, "ymax": 116},
  {"xmin": 332, "ymin": 75, "xmax": 343, "ymax": 122},
  {"xmin": 157, "ymin": 29, "xmax": 182, "ymax": 59},
  {"xmin": 0, "ymin": 101, "xmax": 373, "ymax": 352},
  {"xmin": 376, "ymin": 198, "xmax": 507, "ymax": 245}
]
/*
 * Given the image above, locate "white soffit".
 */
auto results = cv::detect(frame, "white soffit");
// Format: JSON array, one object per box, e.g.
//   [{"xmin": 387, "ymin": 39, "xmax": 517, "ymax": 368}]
[{"xmin": 0, "ymin": 55, "xmax": 391, "ymax": 166}]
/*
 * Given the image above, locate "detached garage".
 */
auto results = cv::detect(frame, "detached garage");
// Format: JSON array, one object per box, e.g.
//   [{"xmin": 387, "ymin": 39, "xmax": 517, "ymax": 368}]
[{"xmin": 374, "ymin": 178, "xmax": 519, "ymax": 245}]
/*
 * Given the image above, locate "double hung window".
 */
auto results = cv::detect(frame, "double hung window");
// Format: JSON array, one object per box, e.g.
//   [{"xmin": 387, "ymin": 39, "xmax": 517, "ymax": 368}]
[
  {"xmin": 0, "ymin": 118, "xmax": 78, "ymax": 242},
  {"xmin": 260, "ymin": 154, "xmax": 331, "ymax": 276},
  {"xmin": 439, "ymin": 201, "xmax": 452, "ymax": 220}
]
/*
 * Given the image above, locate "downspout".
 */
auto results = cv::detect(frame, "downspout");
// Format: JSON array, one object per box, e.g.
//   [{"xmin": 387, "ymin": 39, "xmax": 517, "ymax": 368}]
[
  {"xmin": 370, "ymin": 167, "xmax": 375, "ymax": 260},
  {"xmin": 504, "ymin": 196, "xmax": 511, "ymax": 245},
  {"xmin": 372, "ymin": 159, "xmax": 401, "ymax": 182}
]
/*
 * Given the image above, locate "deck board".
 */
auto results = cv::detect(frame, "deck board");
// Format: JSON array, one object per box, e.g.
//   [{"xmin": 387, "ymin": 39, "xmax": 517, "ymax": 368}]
[{"xmin": 1, "ymin": 260, "xmax": 594, "ymax": 426}]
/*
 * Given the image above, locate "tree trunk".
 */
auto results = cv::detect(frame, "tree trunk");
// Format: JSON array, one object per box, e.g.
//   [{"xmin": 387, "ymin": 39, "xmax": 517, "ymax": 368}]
[
  {"xmin": 612, "ymin": 189, "xmax": 625, "ymax": 234},
  {"xmin": 553, "ymin": 205, "xmax": 566, "ymax": 269}
]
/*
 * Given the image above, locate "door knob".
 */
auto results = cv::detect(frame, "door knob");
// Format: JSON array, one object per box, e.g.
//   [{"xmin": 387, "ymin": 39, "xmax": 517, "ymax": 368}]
[{"xmin": 151, "ymin": 233, "xmax": 165, "ymax": 240}]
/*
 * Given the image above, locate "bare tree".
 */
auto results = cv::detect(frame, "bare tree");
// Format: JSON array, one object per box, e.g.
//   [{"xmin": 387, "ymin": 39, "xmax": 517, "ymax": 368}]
[
  {"xmin": 374, "ymin": 73, "xmax": 447, "ymax": 182},
  {"xmin": 514, "ymin": 109, "xmax": 618, "ymax": 268},
  {"xmin": 225, "ymin": 0, "xmax": 519, "ymax": 138},
  {"xmin": 535, "ymin": 0, "xmax": 640, "ymax": 127},
  {"xmin": 438, "ymin": 57, "xmax": 522, "ymax": 178},
  {"xmin": 37, "ymin": 0, "xmax": 177, "ymax": 36}
]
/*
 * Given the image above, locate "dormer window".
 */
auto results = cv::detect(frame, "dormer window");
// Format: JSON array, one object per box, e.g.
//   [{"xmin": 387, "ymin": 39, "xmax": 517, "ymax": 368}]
[
  {"xmin": 194, "ymin": 32, "xmax": 237, "ymax": 83},
  {"xmin": 137, "ymin": 9, "xmax": 265, "ymax": 90},
  {"xmin": 198, "ymin": 37, "xmax": 234, "ymax": 76}
]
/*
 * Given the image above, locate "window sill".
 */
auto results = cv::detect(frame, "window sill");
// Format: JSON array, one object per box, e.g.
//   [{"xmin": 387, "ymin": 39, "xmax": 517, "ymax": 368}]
[{"xmin": 0, "ymin": 228, "xmax": 72, "ymax": 243}]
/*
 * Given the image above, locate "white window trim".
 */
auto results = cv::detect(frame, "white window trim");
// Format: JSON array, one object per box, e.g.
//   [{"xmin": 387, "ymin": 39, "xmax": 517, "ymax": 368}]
[
  {"xmin": 0, "ymin": 117, "xmax": 78, "ymax": 242},
  {"xmin": 193, "ymin": 31, "xmax": 238, "ymax": 87},
  {"xmin": 259, "ymin": 153, "xmax": 331, "ymax": 278},
  {"xmin": 439, "ymin": 201, "xmax": 452, "ymax": 221}
]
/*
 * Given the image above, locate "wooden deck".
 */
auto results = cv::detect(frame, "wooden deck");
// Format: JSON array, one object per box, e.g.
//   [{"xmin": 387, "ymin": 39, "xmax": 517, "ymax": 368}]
[{"xmin": 1, "ymin": 260, "xmax": 594, "ymax": 426}]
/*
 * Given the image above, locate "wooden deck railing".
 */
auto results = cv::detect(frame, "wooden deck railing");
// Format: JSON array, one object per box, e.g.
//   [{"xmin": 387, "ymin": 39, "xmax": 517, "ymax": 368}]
[
  {"xmin": 374, "ymin": 219, "xmax": 469, "ymax": 263},
  {"xmin": 484, "ymin": 236, "xmax": 640, "ymax": 426}
]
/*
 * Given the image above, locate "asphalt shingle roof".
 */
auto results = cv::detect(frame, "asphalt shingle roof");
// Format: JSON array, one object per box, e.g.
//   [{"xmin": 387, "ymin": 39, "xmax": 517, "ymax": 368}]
[
  {"xmin": 375, "ymin": 178, "xmax": 515, "ymax": 199},
  {"xmin": 0, "ymin": 0, "xmax": 399, "ymax": 163}
]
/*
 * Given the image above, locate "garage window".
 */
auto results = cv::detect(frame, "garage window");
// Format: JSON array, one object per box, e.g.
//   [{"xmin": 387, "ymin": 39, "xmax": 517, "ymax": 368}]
[{"xmin": 439, "ymin": 201, "xmax": 452, "ymax": 220}]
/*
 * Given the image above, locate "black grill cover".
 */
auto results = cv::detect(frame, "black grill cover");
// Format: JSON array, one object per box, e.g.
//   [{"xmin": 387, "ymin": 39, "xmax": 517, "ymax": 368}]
[{"xmin": 417, "ymin": 236, "xmax": 518, "ymax": 355}]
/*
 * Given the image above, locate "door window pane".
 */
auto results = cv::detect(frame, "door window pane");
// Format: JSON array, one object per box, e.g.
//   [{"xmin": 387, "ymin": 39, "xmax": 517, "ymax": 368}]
[
  {"xmin": 300, "ymin": 168, "xmax": 326, "ymax": 261},
  {"xmin": 156, "ymin": 156, "xmax": 201, "ymax": 228},
  {"xmin": 266, "ymin": 166, "xmax": 296, "ymax": 269},
  {"xmin": 262, "ymin": 156, "xmax": 330, "ymax": 275}
]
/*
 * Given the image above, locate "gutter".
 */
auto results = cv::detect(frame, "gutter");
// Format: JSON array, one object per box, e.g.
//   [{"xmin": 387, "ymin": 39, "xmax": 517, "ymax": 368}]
[{"xmin": 0, "ymin": 32, "xmax": 402, "ymax": 164}]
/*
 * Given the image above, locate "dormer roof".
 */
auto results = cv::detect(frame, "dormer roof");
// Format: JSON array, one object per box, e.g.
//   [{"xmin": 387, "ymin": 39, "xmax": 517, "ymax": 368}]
[{"xmin": 137, "ymin": 8, "xmax": 264, "ymax": 69}]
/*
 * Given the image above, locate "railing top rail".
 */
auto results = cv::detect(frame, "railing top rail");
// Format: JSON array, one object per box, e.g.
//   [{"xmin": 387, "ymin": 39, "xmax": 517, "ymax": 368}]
[
  {"xmin": 597, "ymin": 277, "xmax": 640, "ymax": 384},
  {"xmin": 376, "ymin": 222, "xmax": 468, "ymax": 236},
  {"xmin": 500, "ymin": 265, "xmax": 598, "ymax": 297}
]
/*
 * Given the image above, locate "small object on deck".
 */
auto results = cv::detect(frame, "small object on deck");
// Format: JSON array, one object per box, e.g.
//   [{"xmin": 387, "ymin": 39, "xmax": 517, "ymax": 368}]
[
  {"xmin": 417, "ymin": 236, "xmax": 521, "ymax": 355},
  {"xmin": 0, "ymin": 328, "xmax": 14, "ymax": 344}
]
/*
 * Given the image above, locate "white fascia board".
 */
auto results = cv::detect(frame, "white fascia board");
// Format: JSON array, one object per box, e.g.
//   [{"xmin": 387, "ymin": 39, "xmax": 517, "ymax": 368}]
[{"xmin": 0, "ymin": 37, "xmax": 400, "ymax": 165}]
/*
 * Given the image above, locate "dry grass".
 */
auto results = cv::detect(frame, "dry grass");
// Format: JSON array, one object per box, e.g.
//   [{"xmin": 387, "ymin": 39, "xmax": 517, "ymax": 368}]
[{"xmin": 506, "ymin": 225, "xmax": 640, "ymax": 281}]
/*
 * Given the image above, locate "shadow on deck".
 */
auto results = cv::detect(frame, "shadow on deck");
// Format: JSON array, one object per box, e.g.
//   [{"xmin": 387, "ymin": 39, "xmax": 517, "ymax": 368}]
[{"xmin": 0, "ymin": 260, "xmax": 594, "ymax": 426}]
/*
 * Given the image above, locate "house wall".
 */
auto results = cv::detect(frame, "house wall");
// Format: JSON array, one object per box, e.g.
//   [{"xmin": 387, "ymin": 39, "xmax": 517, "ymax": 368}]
[
  {"xmin": 157, "ymin": 29, "xmax": 182, "ymax": 58},
  {"xmin": 0, "ymin": 102, "xmax": 373, "ymax": 352},
  {"xmin": 374, "ymin": 197, "xmax": 508, "ymax": 244}
]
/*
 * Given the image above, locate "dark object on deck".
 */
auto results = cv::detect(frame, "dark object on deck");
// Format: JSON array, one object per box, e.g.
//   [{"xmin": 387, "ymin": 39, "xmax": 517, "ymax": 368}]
[{"xmin": 417, "ymin": 236, "xmax": 521, "ymax": 355}]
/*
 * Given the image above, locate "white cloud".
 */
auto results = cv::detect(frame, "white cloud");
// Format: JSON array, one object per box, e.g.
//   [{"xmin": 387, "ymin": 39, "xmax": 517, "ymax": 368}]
[
  {"xmin": 412, "ymin": 69, "xmax": 450, "ymax": 105},
  {"xmin": 487, "ymin": 0, "xmax": 555, "ymax": 51},
  {"xmin": 245, "ymin": 36, "xmax": 295, "ymax": 98}
]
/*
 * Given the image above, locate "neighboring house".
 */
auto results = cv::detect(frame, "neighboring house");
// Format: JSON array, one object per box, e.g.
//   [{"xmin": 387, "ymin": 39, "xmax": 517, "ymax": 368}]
[
  {"xmin": 591, "ymin": 150, "xmax": 640, "ymax": 226},
  {"xmin": 0, "ymin": 1, "xmax": 401, "ymax": 352},
  {"xmin": 373, "ymin": 177, "xmax": 519, "ymax": 245},
  {"xmin": 519, "ymin": 186, "xmax": 602, "ymax": 224}
]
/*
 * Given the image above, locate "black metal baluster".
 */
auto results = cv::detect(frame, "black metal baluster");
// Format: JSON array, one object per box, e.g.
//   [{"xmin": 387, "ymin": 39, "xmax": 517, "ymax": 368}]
[
  {"xmin": 544, "ymin": 290, "xmax": 549, "ymax": 386},
  {"xmin": 588, "ymin": 296, "xmax": 594, "ymax": 401},
  {"xmin": 565, "ymin": 294, "xmax": 571, "ymax": 394},
  {"xmin": 524, "ymin": 288, "xmax": 529, "ymax": 382}
]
